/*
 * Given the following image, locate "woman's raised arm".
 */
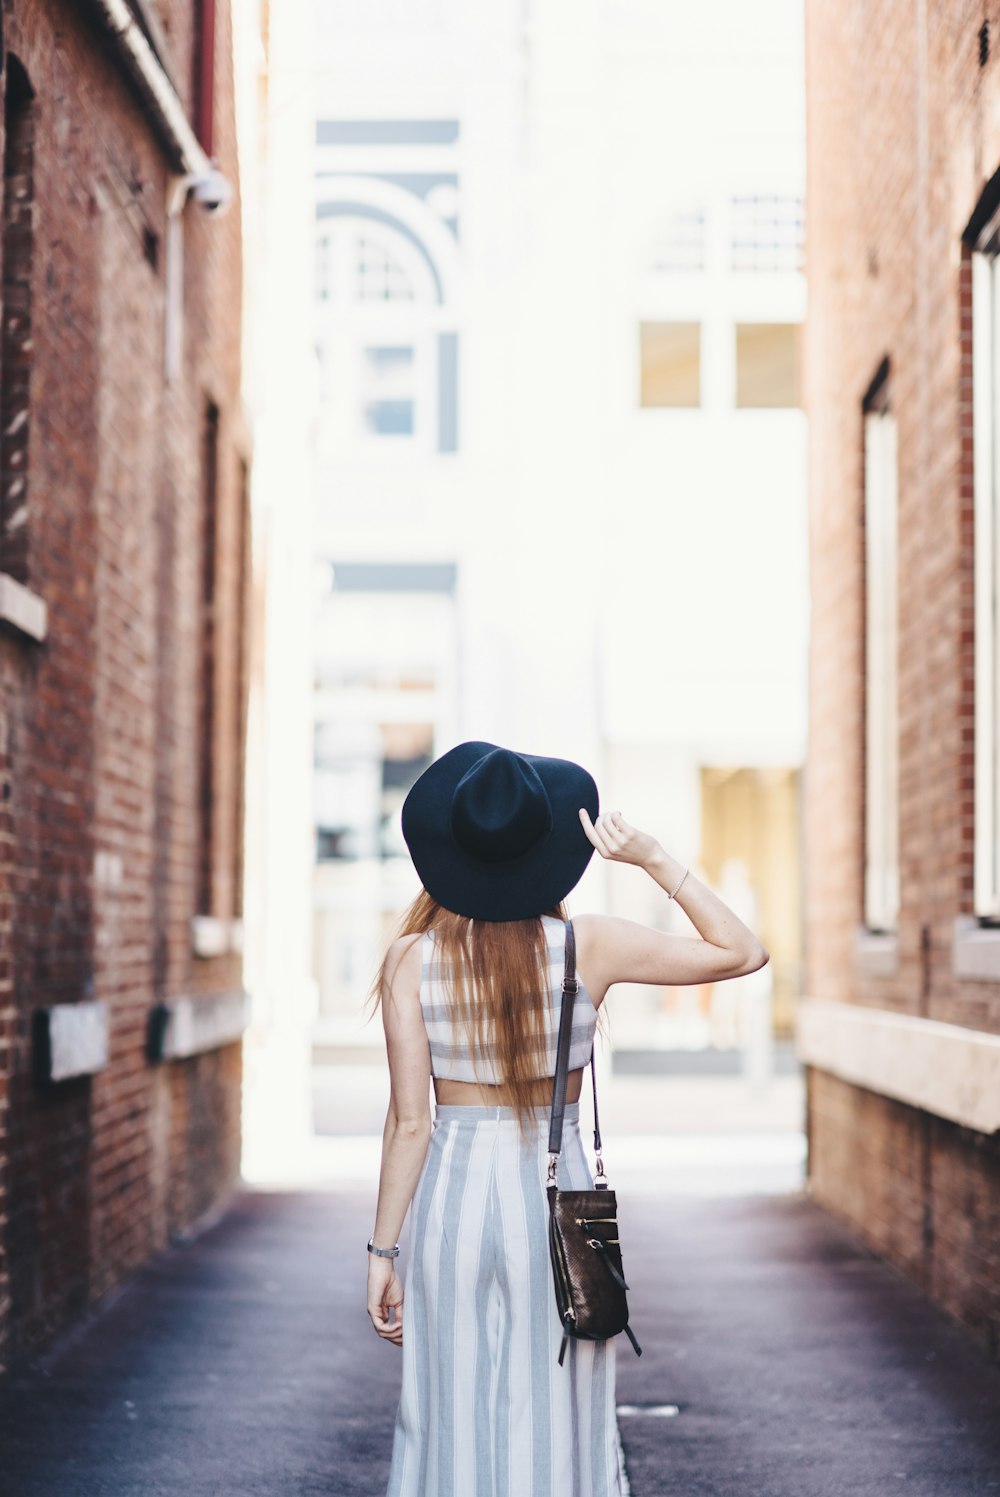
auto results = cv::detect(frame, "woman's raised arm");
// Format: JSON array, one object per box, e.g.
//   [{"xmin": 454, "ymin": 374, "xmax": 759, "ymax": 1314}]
[{"xmin": 575, "ymin": 808, "xmax": 769, "ymax": 1002}]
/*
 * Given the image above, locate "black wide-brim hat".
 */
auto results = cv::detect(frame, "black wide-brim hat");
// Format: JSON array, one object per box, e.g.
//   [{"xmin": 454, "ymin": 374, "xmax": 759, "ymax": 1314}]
[{"xmin": 401, "ymin": 740, "xmax": 600, "ymax": 921}]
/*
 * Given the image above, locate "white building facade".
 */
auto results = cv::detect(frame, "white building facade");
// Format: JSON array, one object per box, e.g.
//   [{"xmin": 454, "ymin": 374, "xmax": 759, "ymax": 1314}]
[{"xmin": 310, "ymin": 0, "xmax": 807, "ymax": 1063}]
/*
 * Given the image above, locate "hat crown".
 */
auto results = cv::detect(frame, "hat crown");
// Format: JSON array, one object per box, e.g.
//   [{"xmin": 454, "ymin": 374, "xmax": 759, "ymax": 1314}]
[{"xmin": 450, "ymin": 748, "xmax": 553, "ymax": 864}]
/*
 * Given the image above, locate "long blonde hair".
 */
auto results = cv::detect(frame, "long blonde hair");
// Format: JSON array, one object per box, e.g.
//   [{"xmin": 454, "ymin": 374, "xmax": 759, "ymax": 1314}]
[{"xmin": 368, "ymin": 889, "xmax": 600, "ymax": 1131}]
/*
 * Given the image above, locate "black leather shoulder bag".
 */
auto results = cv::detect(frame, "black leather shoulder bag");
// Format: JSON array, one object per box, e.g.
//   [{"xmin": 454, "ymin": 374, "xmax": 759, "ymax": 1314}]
[{"xmin": 546, "ymin": 919, "xmax": 642, "ymax": 1366}]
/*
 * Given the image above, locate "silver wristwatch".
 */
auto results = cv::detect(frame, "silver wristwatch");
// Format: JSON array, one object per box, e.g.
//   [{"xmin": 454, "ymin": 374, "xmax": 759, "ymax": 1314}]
[{"xmin": 367, "ymin": 1236, "xmax": 400, "ymax": 1259}]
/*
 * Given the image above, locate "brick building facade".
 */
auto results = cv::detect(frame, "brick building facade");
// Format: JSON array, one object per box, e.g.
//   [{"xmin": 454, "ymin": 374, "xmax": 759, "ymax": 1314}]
[
  {"xmin": 802, "ymin": 1, "xmax": 1000, "ymax": 1359},
  {"xmin": 0, "ymin": 0, "xmax": 249, "ymax": 1370}
]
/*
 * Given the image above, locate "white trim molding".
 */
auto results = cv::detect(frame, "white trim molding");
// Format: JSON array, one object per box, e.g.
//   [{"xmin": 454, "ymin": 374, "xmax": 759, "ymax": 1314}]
[
  {"xmin": 972, "ymin": 246, "xmax": 1000, "ymax": 917},
  {"xmin": 862, "ymin": 403, "xmax": 900, "ymax": 932},
  {"xmin": 0, "ymin": 573, "xmax": 47, "ymax": 642},
  {"xmin": 796, "ymin": 997, "xmax": 1000, "ymax": 1134}
]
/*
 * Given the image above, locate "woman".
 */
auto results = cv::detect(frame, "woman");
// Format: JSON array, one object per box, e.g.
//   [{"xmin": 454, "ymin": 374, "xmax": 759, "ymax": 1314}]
[{"xmin": 366, "ymin": 741, "xmax": 769, "ymax": 1497}]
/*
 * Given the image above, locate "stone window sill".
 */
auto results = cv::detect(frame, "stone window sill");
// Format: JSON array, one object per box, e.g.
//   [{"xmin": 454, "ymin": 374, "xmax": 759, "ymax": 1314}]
[
  {"xmin": 33, "ymin": 1001, "xmax": 109, "ymax": 1083},
  {"xmin": 147, "ymin": 989, "xmax": 249, "ymax": 1063},
  {"xmin": 855, "ymin": 924, "xmax": 899, "ymax": 977},
  {"xmin": 0, "ymin": 572, "xmax": 47, "ymax": 642},
  {"xmin": 952, "ymin": 914, "xmax": 1000, "ymax": 980},
  {"xmin": 191, "ymin": 916, "xmax": 244, "ymax": 958}
]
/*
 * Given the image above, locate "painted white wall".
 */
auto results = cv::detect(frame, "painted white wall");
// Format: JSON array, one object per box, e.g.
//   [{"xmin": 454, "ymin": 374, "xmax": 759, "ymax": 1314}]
[
  {"xmin": 235, "ymin": 0, "xmax": 322, "ymax": 1165},
  {"xmin": 311, "ymin": 0, "xmax": 805, "ymax": 756},
  {"xmin": 307, "ymin": 0, "xmax": 807, "ymax": 1041}
]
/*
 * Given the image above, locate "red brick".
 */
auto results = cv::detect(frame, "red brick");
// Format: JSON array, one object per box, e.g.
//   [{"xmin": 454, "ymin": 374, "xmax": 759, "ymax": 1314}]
[
  {"xmin": 806, "ymin": 0, "xmax": 1000, "ymax": 1362},
  {"xmin": 0, "ymin": 2, "xmax": 249, "ymax": 1371}
]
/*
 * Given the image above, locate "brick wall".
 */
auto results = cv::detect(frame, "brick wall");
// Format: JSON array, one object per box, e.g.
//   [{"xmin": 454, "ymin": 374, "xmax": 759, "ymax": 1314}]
[
  {"xmin": 0, "ymin": 0, "xmax": 249, "ymax": 1370},
  {"xmin": 807, "ymin": 1069, "xmax": 1000, "ymax": 1357},
  {"xmin": 805, "ymin": 0, "xmax": 1000, "ymax": 1357}
]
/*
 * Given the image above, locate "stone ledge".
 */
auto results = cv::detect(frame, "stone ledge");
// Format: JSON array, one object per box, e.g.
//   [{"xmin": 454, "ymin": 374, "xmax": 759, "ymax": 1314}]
[
  {"xmin": 953, "ymin": 913, "xmax": 1000, "ymax": 981},
  {"xmin": 147, "ymin": 989, "xmax": 249, "ymax": 1062},
  {"xmin": 33, "ymin": 1001, "xmax": 109, "ymax": 1083},
  {"xmin": 0, "ymin": 572, "xmax": 47, "ymax": 642},
  {"xmin": 796, "ymin": 997, "xmax": 1000, "ymax": 1134}
]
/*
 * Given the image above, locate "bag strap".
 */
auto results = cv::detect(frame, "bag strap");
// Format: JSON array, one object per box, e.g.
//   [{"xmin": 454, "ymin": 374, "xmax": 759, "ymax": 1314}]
[
  {"xmin": 547, "ymin": 920, "xmax": 607, "ymax": 1185},
  {"xmin": 547, "ymin": 919, "xmax": 578, "ymax": 1155}
]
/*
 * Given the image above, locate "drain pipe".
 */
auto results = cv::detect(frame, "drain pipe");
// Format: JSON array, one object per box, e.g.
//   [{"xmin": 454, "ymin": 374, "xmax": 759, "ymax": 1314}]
[
  {"xmin": 86, "ymin": 0, "xmax": 214, "ymax": 175},
  {"xmin": 164, "ymin": 169, "xmax": 234, "ymax": 382},
  {"xmin": 85, "ymin": 0, "xmax": 234, "ymax": 382}
]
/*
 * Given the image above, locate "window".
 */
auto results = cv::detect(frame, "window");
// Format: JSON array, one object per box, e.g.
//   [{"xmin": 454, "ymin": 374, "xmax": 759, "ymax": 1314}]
[
  {"xmin": 313, "ymin": 581, "xmax": 455, "ymax": 862},
  {"xmin": 379, "ymin": 722, "xmax": 433, "ymax": 858},
  {"xmin": 735, "ymin": 323, "xmax": 800, "ymax": 408},
  {"xmin": 316, "ymin": 232, "xmax": 334, "ymax": 301},
  {"xmin": 362, "ymin": 344, "xmax": 415, "ymax": 436},
  {"xmin": 639, "ymin": 322, "xmax": 701, "ymax": 408},
  {"xmin": 233, "ymin": 457, "xmax": 250, "ymax": 920},
  {"xmin": 972, "ymin": 239, "xmax": 1000, "ymax": 915},
  {"xmin": 316, "ymin": 230, "xmax": 421, "ymax": 306},
  {"xmin": 862, "ymin": 367, "xmax": 899, "ymax": 933},
  {"xmin": 313, "ymin": 721, "xmax": 433, "ymax": 862},
  {"xmin": 730, "ymin": 195, "xmax": 804, "ymax": 273},
  {"xmin": 364, "ymin": 399, "xmax": 414, "ymax": 436},
  {"xmin": 356, "ymin": 237, "xmax": 415, "ymax": 302},
  {"xmin": 649, "ymin": 208, "xmax": 706, "ymax": 274},
  {"xmin": 366, "ymin": 345, "xmax": 414, "ymax": 372},
  {"xmin": 313, "ymin": 220, "xmax": 443, "ymax": 451},
  {"xmin": 314, "ymin": 721, "xmax": 381, "ymax": 861},
  {"xmin": 197, "ymin": 402, "xmax": 220, "ymax": 917},
  {"xmin": 1, "ymin": 56, "xmax": 36, "ymax": 583}
]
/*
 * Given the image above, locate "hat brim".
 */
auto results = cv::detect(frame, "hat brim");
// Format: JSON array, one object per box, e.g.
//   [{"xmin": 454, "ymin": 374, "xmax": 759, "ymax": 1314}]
[{"xmin": 401, "ymin": 740, "xmax": 599, "ymax": 921}]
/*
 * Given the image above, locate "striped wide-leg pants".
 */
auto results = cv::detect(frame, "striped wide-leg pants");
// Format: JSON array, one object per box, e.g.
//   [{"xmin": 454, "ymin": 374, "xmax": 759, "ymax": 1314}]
[{"xmin": 385, "ymin": 1101, "xmax": 624, "ymax": 1497}]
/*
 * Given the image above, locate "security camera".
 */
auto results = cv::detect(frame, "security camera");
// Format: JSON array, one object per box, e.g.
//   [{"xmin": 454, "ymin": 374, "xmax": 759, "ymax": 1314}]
[{"xmin": 190, "ymin": 169, "xmax": 234, "ymax": 216}]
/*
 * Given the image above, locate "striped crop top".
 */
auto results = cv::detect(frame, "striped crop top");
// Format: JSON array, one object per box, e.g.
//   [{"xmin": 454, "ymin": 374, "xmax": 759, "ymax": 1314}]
[{"xmin": 419, "ymin": 915, "xmax": 597, "ymax": 1084}]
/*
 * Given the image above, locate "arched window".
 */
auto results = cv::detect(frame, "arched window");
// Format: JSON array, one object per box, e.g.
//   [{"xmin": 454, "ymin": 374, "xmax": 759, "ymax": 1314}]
[{"xmin": 314, "ymin": 214, "xmax": 442, "ymax": 455}]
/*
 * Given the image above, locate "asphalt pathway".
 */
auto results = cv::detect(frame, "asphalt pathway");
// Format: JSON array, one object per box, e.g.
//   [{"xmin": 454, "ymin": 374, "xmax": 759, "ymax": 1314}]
[{"xmin": 0, "ymin": 1182, "xmax": 999, "ymax": 1496}]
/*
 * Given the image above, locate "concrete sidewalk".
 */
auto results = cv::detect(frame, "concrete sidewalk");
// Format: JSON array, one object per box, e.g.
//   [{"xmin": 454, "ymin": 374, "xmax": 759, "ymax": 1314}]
[
  {"xmin": 617, "ymin": 1191, "xmax": 1000, "ymax": 1496},
  {"xmin": 0, "ymin": 1182, "xmax": 999, "ymax": 1496}
]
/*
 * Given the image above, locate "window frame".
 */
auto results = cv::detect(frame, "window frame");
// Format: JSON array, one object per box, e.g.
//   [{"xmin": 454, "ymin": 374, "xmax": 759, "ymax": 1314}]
[
  {"xmin": 315, "ymin": 219, "xmax": 439, "ymax": 457},
  {"xmin": 862, "ymin": 367, "xmax": 900, "ymax": 935},
  {"xmin": 971, "ymin": 238, "xmax": 1000, "ymax": 917}
]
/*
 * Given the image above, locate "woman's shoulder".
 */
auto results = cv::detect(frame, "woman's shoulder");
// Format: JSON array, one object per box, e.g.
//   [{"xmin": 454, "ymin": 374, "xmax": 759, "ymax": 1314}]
[
  {"xmin": 567, "ymin": 912, "xmax": 613, "ymax": 940},
  {"xmin": 542, "ymin": 912, "xmax": 614, "ymax": 948},
  {"xmin": 388, "ymin": 930, "xmax": 425, "ymax": 955},
  {"xmin": 384, "ymin": 931, "xmax": 425, "ymax": 983},
  {"xmin": 569, "ymin": 912, "xmax": 645, "ymax": 973}
]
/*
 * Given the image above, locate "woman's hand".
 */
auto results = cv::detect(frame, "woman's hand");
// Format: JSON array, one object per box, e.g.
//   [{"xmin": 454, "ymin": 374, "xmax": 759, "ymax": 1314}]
[
  {"xmin": 367, "ymin": 1257, "xmax": 404, "ymax": 1347},
  {"xmin": 579, "ymin": 808, "xmax": 663, "ymax": 870}
]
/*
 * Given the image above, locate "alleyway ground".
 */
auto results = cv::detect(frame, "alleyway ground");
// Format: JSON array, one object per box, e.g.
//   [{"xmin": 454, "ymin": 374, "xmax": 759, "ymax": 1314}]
[{"xmin": 1, "ymin": 1070, "xmax": 999, "ymax": 1496}]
